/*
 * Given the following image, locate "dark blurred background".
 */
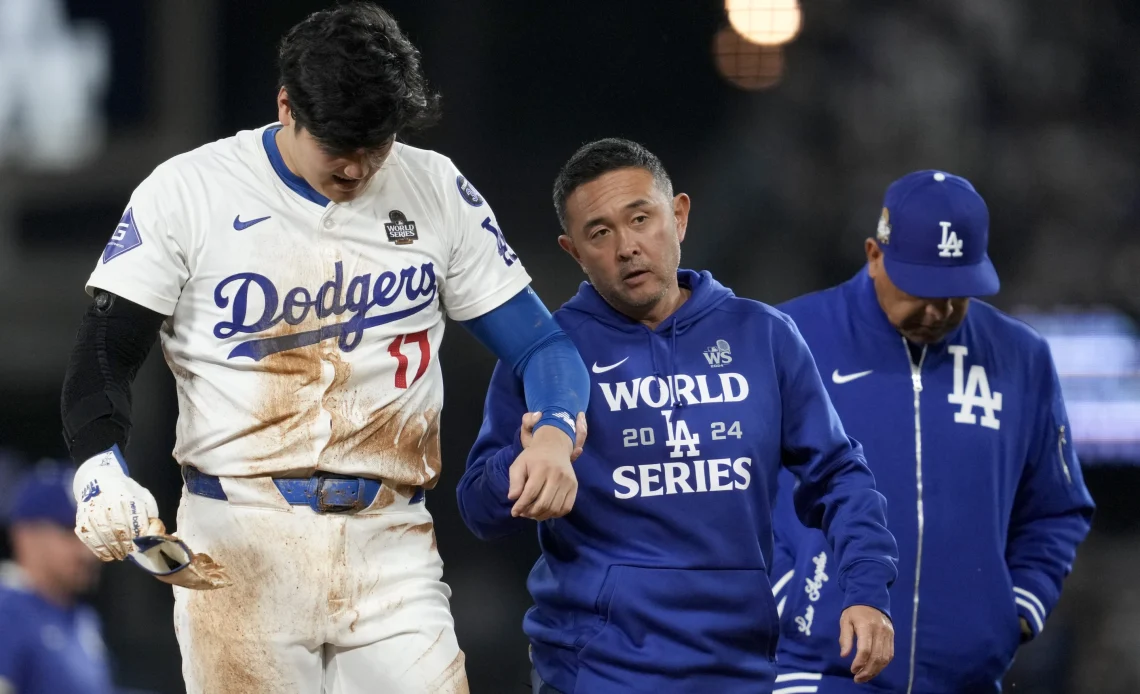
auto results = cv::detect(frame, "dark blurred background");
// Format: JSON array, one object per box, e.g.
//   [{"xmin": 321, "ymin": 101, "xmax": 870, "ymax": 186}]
[{"xmin": 1, "ymin": 0, "xmax": 1138, "ymax": 692}]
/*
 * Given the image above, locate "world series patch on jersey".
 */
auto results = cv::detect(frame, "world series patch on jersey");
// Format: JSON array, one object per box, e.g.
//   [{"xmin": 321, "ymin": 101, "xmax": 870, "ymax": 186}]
[{"xmin": 86, "ymin": 124, "xmax": 531, "ymax": 488}]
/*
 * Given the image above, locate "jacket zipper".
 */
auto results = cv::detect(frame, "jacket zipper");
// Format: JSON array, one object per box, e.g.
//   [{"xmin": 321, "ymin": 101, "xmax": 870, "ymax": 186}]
[
  {"xmin": 1058, "ymin": 425, "xmax": 1072, "ymax": 484},
  {"xmin": 905, "ymin": 339, "xmax": 927, "ymax": 694}
]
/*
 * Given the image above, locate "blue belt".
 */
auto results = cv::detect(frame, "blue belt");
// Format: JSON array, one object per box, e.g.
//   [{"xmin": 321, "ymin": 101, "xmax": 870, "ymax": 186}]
[{"xmin": 182, "ymin": 465, "xmax": 423, "ymax": 513}]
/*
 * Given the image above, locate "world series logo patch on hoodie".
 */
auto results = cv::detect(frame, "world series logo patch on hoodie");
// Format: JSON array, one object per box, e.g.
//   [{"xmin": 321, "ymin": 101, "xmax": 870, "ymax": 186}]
[{"xmin": 703, "ymin": 339, "xmax": 732, "ymax": 367}]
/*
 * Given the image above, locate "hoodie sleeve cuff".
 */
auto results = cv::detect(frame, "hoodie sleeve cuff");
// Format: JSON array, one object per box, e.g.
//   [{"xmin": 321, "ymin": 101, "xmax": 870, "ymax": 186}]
[
  {"xmin": 487, "ymin": 428, "xmax": 526, "ymax": 498},
  {"xmin": 841, "ymin": 559, "xmax": 895, "ymax": 621}
]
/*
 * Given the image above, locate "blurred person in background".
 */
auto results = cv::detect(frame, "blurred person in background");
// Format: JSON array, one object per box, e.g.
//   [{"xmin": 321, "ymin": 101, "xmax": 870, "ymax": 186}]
[
  {"xmin": 0, "ymin": 460, "xmax": 112, "ymax": 694},
  {"xmin": 459, "ymin": 138, "xmax": 898, "ymax": 694},
  {"xmin": 57, "ymin": 2, "xmax": 589, "ymax": 692},
  {"xmin": 771, "ymin": 170, "xmax": 1096, "ymax": 694}
]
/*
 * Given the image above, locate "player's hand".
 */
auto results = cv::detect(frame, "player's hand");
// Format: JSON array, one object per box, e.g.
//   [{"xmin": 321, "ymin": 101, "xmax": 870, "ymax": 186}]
[
  {"xmin": 72, "ymin": 447, "xmax": 160, "ymax": 562},
  {"xmin": 520, "ymin": 411, "xmax": 587, "ymax": 462},
  {"xmin": 839, "ymin": 605, "xmax": 894, "ymax": 683},
  {"xmin": 509, "ymin": 413, "xmax": 586, "ymax": 520}
]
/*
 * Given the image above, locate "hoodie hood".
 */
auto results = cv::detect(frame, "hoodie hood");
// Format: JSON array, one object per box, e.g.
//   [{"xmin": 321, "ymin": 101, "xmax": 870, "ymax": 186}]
[
  {"xmin": 561, "ymin": 269, "xmax": 735, "ymax": 336},
  {"xmin": 559, "ymin": 269, "xmax": 735, "ymax": 410}
]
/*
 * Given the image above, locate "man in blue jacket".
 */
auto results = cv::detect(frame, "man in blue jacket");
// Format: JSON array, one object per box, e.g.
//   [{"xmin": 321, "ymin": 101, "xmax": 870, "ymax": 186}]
[
  {"xmin": 1, "ymin": 460, "xmax": 114, "ymax": 694},
  {"xmin": 458, "ymin": 138, "xmax": 900, "ymax": 693},
  {"xmin": 771, "ymin": 170, "xmax": 1095, "ymax": 694}
]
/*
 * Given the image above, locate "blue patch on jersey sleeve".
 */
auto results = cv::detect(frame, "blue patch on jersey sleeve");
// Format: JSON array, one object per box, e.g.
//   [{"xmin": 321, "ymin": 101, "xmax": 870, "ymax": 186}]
[
  {"xmin": 456, "ymin": 175, "xmax": 485, "ymax": 207},
  {"xmin": 102, "ymin": 208, "xmax": 143, "ymax": 263}
]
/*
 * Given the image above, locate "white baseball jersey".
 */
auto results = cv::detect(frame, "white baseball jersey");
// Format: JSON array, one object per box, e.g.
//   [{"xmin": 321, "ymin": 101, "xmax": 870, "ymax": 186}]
[{"xmin": 87, "ymin": 123, "xmax": 531, "ymax": 487}]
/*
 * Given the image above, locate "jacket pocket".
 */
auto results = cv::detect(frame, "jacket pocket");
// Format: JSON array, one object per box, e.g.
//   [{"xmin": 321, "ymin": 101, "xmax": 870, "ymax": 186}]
[
  {"xmin": 570, "ymin": 564, "xmax": 622, "ymax": 650},
  {"xmin": 912, "ymin": 561, "xmax": 1023, "ymax": 690},
  {"xmin": 576, "ymin": 565, "xmax": 780, "ymax": 685}
]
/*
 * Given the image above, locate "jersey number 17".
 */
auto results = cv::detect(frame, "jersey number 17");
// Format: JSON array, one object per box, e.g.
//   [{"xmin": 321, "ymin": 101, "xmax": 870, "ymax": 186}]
[{"xmin": 387, "ymin": 330, "xmax": 430, "ymax": 389}]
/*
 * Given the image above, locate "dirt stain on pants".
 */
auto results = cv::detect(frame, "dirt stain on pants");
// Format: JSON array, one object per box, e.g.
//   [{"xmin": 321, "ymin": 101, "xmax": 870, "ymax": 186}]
[{"xmin": 173, "ymin": 487, "xmax": 467, "ymax": 693}]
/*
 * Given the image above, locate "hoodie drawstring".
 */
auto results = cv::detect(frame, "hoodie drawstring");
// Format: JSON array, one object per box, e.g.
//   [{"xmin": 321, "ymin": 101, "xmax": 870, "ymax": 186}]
[
  {"xmin": 669, "ymin": 317, "xmax": 680, "ymax": 408},
  {"xmin": 646, "ymin": 321, "xmax": 680, "ymax": 408},
  {"xmin": 648, "ymin": 331, "xmax": 661, "ymax": 381}
]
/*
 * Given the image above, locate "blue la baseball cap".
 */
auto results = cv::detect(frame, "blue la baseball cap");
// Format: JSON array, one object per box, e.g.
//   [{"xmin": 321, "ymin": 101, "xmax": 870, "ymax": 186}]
[
  {"xmin": 6, "ymin": 460, "xmax": 78, "ymax": 529},
  {"xmin": 874, "ymin": 170, "xmax": 1000, "ymax": 298}
]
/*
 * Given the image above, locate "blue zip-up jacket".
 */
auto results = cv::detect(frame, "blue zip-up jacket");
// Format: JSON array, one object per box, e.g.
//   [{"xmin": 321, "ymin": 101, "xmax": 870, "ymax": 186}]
[
  {"xmin": 458, "ymin": 270, "xmax": 899, "ymax": 694},
  {"xmin": 771, "ymin": 269, "xmax": 1095, "ymax": 694}
]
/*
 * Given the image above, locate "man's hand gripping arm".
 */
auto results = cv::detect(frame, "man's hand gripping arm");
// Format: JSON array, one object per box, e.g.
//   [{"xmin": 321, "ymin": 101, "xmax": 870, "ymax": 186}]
[{"xmin": 459, "ymin": 287, "xmax": 591, "ymax": 522}]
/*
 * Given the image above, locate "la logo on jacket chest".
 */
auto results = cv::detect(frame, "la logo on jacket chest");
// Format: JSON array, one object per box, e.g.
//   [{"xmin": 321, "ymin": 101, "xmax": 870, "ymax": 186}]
[{"xmin": 947, "ymin": 345, "xmax": 1002, "ymax": 430}]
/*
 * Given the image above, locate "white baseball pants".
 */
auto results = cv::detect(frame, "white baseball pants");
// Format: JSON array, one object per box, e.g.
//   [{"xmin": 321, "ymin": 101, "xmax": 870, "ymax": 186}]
[{"xmin": 171, "ymin": 478, "xmax": 468, "ymax": 693}]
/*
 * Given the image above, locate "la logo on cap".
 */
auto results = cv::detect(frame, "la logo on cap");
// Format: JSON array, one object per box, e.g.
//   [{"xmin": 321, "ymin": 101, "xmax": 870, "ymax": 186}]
[{"xmin": 937, "ymin": 221, "xmax": 964, "ymax": 258}]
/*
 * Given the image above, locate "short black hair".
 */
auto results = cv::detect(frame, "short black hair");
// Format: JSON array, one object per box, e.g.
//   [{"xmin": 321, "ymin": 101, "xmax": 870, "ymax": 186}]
[
  {"xmin": 552, "ymin": 138, "xmax": 674, "ymax": 231},
  {"xmin": 278, "ymin": 2, "xmax": 441, "ymax": 154}
]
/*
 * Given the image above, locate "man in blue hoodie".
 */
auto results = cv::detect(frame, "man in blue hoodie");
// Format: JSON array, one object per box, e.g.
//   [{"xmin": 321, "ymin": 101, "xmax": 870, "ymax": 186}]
[
  {"xmin": 771, "ymin": 170, "xmax": 1096, "ymax": 694},
  {"xmin": 458, "ymin": 138, "xmax": 900, "ymax": 693}
]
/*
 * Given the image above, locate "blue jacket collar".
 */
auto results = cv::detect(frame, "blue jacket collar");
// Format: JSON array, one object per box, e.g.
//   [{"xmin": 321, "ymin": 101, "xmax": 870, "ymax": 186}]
[{"xmin": 845, "ymin": 267, "xmax": 968, "ymax": 349}]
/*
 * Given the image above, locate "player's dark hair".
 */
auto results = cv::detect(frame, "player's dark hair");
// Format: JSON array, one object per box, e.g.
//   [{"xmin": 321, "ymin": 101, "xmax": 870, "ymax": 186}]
[
  {"xmin": 277, "ymin": 2, "xmax": 441, "ymax": 154},
  {"xmin": 552, "ymin": 138, "xmax": 674, "ymax": 231}
]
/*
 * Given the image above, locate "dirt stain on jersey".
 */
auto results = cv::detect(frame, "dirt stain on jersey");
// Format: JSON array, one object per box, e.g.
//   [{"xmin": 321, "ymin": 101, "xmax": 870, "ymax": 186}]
[
  {"xmin": 165, "ymin": 357, "xmax": 199, "ymax": 421},
  {"xmin": 367, "ymin": 484, "xmax": 397, "ymax": 511},
  {"xmin": 247, "ymin": 320, "xmax": 325, "ymax": 475},
  {"xmin": 165, "ymin": 347, "xmax": 204, "ymax": 466},
  {"xmin": 317, "ymin": 348, "xmax": 357, "ymax": 467},
  {"xmin": 234, "ymin": 270, "xmax": 444, "ymax": 490},
  {"xmin": 323, "ymin": 402, "xmax": 442, "ymax": 487}
]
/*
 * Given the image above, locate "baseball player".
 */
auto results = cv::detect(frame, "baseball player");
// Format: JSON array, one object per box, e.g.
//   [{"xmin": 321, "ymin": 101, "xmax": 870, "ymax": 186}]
[
  {"xmin": 458, "ymin": 139, "xmax": 899, "ymax": 693},
  {"xmin": 1, "ymin": 460, "xmax": 113, "ymax": 694},
  {"xmin": 770, "ymin": 170, "xmax": 1095, "ymax": 693},
  {"xmin": 57, "ymin": 4, "xmax": 590, "ymax": 693}
]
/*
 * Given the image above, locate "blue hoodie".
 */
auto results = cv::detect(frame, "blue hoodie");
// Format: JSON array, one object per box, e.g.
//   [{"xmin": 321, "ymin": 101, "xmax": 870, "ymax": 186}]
[
  {"xmin": 771, "ymin": 269, "xmax": 1095, "ymax": 694},
  {"xmin": 458, "ymin": 270, "xmax": 899, "ymax": 694}
]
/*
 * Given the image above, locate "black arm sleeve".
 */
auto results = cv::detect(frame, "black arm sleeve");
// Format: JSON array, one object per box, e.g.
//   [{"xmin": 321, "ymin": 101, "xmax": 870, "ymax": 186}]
[{"xmin": 61, "ymin": 291, "xmax": 167, "ymax": 464}]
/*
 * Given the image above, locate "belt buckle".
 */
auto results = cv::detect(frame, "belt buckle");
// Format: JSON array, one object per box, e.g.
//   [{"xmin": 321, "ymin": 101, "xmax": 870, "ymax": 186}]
[{"xmin": 312, "ymin": 476, "xmax": 363, "ymax": 514}]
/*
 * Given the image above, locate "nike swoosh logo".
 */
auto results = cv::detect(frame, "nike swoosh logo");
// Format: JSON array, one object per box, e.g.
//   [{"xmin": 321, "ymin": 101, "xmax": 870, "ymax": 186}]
[
  {"xmin": 832, "ymin": 369, "xmax": 873, "ymax": 384},
  {"xmin": 233, "ymin": 215, "xmax": 271, "ymax": 230},
  {"xmin": 591, "ymin": 357, "xmax": 629, "ymax": 374}
]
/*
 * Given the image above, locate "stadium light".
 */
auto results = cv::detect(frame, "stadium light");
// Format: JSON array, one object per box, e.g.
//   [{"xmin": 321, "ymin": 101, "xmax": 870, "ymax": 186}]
[
  {"xmin": 713, "ymin": 27, "xmax": 784, "ymax": 91},
  {"xmin": 725, "ymin": 0, "xmax": 802, "ymax": 46}
]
